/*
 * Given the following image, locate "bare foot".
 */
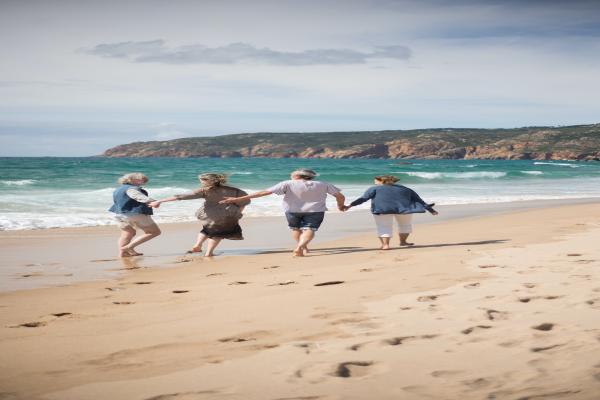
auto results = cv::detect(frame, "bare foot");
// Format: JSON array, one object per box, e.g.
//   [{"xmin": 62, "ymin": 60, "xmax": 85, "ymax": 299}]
[
  {"xmin": 120, "ymin": 250, "xmax": 133, "ymax": 258},
  {"xmin": 303, "ymin": 246, "xmax": 310, "ymax": 254},
  {"xmin": 400, "ymin": 242, "xmax": 414, "ymax": 247},
  {"xmin": 293, "ymin": 248, "xmax": 305, "ymax": 257},
  {"xmin": 120, "ymin": 247, "xmax": 142, "ymax": 257},
  {"xmin": 380, "ymin": 245, "xmax": 391, "ymax": 250},
  {"xmin": 187, "ymin": 246, "xmax": 202, "ymax": 254}
]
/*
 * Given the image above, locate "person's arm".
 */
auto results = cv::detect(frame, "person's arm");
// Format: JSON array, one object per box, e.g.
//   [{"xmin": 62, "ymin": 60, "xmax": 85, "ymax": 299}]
[
  {"xmin": 345, "ymin": 187, "xmax": 376, "ymax": 210},
  {"xmin": 220, "ymin": 190, "xmax": 273, "ymax": 204},
  {"xmin": 410, "ymin": 189, "xmax": 438, "ymax": 215},
  {"xmin": 126, "ymin": 188, "xmax": 157, "ymax": 206},
  {"xmin": 333, "ymin": 192, "xmax": 345, "ymax": 211},
  {"xmin": 150, "ymin": 189, "xmax": 205, "ymax": 207}
]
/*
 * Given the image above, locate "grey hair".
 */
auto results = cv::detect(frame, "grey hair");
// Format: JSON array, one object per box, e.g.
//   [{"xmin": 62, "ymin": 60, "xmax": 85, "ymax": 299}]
[
  {"xmin": 118, "ymin": 172, "xmax": 148, "ymax": 185},
  {"xmin": 291, "ymin": 169, "xmax": 318, "ymax": 180},
  {"xmin": 198, "ymin": 173, "xmax": 228, "ymax": 187}
]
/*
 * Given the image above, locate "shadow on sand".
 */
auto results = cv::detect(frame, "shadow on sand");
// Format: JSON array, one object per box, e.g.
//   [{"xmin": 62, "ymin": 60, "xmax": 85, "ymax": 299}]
[{"xmin": 257, "ymin": 239, "xmax": 509, "ymax": 257}]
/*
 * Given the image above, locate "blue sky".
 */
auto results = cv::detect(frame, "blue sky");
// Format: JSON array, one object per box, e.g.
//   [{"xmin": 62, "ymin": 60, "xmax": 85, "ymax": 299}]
[{"xmin": 1, "ymin": 0, "xmax": 599, "ymax": 156}]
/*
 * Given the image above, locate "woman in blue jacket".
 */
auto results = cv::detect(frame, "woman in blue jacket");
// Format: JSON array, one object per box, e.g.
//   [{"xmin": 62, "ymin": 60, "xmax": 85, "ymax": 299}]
[
  {"xmin": 109, "ymin": 173, "xmax": 161, "ymax": 257},
  {"xmin": 343, "ymin": 175, "xmax": 437, "ymax": 250}
]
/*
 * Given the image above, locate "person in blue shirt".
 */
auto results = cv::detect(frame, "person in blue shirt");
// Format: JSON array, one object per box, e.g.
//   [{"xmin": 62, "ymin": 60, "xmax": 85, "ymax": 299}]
[
  {"xmin": 343, "ymin": 175, "xmax": 438, "ymax": 250},
  {"xmin": 109, "ymin": 173, "xmax": 161, "ymax": 257}
]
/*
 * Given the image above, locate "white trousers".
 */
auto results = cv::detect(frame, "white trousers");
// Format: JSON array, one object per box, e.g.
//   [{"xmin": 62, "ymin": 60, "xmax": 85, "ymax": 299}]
[{"xmin": 373, "ymin": 214, "xmax": 413, "ymax": 237}]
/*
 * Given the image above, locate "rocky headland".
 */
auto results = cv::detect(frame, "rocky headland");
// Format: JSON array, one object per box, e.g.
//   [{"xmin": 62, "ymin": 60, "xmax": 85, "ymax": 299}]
[{"xmin": 102, "ymin": 124, "xmax": 600, "ymax": 160}]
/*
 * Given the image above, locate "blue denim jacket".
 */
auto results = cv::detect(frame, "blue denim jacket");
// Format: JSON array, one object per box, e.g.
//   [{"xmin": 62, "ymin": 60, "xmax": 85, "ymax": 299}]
[{"xmin": 349, "ymin": 184, "xmax": 433, "ymax": 214}]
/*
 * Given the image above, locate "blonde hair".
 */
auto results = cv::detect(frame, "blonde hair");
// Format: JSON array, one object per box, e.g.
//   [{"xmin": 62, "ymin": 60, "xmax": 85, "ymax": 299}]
[
  {"xmin": 118, "ymin": 172, "xmax": 148, "ymax": 185},
  {"xmin": 198, "ymin": 173, "xmax": 227, "ymax": 188},
  {"xmin": 375, "ymin": 175, "xmax": 399, "ymax": 184}
]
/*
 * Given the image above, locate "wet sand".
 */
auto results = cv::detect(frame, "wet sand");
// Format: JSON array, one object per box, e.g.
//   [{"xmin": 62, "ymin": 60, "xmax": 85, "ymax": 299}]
[
  {"xmin": 0, "ymin": 198, "xmax": 596, "ymax": 291},
  {"xmin": 1, "ymin": 202, "xmax": 600, "ymax": 399}
]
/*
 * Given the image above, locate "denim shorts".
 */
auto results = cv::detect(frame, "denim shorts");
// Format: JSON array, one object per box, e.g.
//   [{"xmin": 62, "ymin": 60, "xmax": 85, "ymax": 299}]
[{"xmin": 285, "ymin": 212, "xmax": 325, "ymax": 231}]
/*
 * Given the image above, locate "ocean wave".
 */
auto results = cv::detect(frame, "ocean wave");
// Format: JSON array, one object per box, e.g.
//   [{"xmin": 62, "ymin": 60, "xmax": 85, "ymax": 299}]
[
  {"xmin": 404, "ymin": 171, "xmax": 507, "ymax": 179},
  {"xmin": 521, "ymin": 171, "xmax": 543, "ymax": 175},
  {"xmin": 1, "ymin": 179, "xmax": 36, "ymax": 186},
  {"xmin": 230, "ymin": 171, "xmax": 254, "ymax": 175},
  {"xmin": 534, "ymin": 162, "xmax": 579, "ymax": 168}
]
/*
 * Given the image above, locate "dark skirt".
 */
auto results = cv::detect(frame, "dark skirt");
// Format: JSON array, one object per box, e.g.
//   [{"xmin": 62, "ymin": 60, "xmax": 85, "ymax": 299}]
[{"xmin": 200, "ymin": 222, "xmax": 243, "ymax": 240}]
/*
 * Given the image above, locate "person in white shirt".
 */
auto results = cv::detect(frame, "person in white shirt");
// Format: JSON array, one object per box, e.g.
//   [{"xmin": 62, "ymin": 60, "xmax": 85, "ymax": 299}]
[{"xmin": 220, "ymin": 169, "xmax": 345, "ymax": 257}]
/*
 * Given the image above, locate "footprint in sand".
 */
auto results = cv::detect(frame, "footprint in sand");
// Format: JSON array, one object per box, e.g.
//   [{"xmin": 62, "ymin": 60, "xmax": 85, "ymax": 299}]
[
  {"xmin": 464, "ymin": 283, "xmax": 480, "ymax": 289},
  {"xmin": 567, "ymin": 253, "xmax": 582, "ymax": 257},
  {"xmin": 332, "ymin": 361, "xmax": 374, "ymax": 378},
  {"xmin": 531, "ymin": 344, "xmax": 563, "ymax": 352},
  {"xmin": 478, "ymin": 264, "xmax": 501, "ymax": 269},
  {"xmin": 172, "ymin": 290, "xmax": 189, "ymax": 294},
  {"xmin": 218, "ymin": 330, "xmax": 271, "ymax": 343},
  {"xmin": 532, "ymin": 323, "xmax": 554, "ymax": 331},
  {"xmin": 143, "ymin": 390, "xmax": 220, "ymax": 400},
  {"xmin": 314, "ymin": 281, "xmax": 345, "ymax": 287},
  {"xmin": 134, "ymin": 282, "xmax": 153, "ymax": 285},
  {"xmin": 228, "ymin": 281, "xmax": 250, "ymax": 285},
  {"xmin": 10, "ymin": 321, "xmax": 47, "ymax": 328},
  {"xmin": 113, "ymin": 301, "xmax": 135, "ymax": 305},
  {"xmin": 519, "ymin": 295, "xmax": 563, "ymax": 303},
  {"xmin": 263, "ymin": 265, "xmax": 281, "ymax": 269},
  {"xmin": 295, "ymin": 342, "xmax": 319, "ymax": 354},
  {"xmin": 348, "ymin": 343, "xmax": 367, "ymax": 351},
  {"xmin": 268, "ymin": 281, "xmax": 298, "ymax": 286},
  {"xmin": 382, "ymin": 334, "xmax": 439, "ymax": 346},
  {"xmin": 51, "ymin": 312, "xmax": 72, "ymax": 317},
  {"xmin": 105, "ymin": 287, "xmax": 123, "ymax": 291},
  {"xmin": 206, "ymin": 273, "xmax": 225, "ymax": 277},
  {"xmin": 485, "ymin": 309, "xmax": 509, "ymax": 321},
  {"xmin": 461, "ymin": 325, "xmax": 492, "ymax": 335},
  {"xmin": 417, "ymin": 294, "xmax": 448, "ymax": 302}
]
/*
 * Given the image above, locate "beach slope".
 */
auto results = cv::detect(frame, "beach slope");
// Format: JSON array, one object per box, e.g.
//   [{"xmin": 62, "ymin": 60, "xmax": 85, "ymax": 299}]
[{"xmin": 1, "ymin": 204, "xmax": 600, "ymax": 399}]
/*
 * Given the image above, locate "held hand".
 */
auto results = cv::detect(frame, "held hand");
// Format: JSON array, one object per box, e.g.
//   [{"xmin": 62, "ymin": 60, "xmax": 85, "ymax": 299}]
[
  {"xmin": 431, "ymin": 210, "xmax": 438, "ymax": 216},
  {"xmin": 339, "ymin": 205, "xmax": 350, "ymax": 212},
  {"xmin": 148, "ymin": 201, "xmax": 161, "ymax": 208},
  {"xmin": 219, "ymin": 197, "xmax": 238, "ymax": 204}
]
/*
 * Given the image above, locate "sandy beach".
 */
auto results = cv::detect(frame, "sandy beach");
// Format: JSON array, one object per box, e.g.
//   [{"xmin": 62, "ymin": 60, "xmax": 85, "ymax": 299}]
[{"xmin": 1, "ymin": 202, "xmax": 600, "ymax": 399}]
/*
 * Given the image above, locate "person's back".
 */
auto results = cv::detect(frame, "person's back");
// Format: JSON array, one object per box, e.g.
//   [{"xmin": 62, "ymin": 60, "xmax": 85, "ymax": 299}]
[
  {"xmin": 369, "ymin": 184, "xmax": 425, "ymax": 214},
  {"xmin": 269, "ymin": 179, "xmax": 338, "ymax": 212}
]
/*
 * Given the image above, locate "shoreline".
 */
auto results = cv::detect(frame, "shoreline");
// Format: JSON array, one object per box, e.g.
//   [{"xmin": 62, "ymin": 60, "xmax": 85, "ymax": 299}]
[
  {"xmin": 1, "ymin": 197, "xmax": 598, "ymax": 292},
  {"xmin": 1, "ymin": 202, "xmax": 599, "ymax": 398}
]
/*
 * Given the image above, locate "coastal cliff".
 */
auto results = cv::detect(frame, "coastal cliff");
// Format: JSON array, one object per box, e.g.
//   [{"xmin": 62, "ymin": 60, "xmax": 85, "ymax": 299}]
[{"xmin": 102, "ymin": 124, "xmax": 600, "ymax": 160}]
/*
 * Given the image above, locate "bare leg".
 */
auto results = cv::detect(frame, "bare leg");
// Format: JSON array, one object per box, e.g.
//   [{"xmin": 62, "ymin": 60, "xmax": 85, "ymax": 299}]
[
  {"xmin": 189, "ymin": 232, "xmax": 208, "ymax": 253},
  {"xmin": 290, "ymin": 229, "xmax": 310, "ymax": 254},
  {"xmin": 294, "ymin": 229, "xmax": 315, "ymax": 257},
  {"xmin": 122, "ymin": 226, "xmax": 161, "ymax": 254},
  {"xmin": 204, "ymin": 238, "xmax": 222, "ymax": 257},
  {"xmin": 399, "ymin": 233, "xmax": 414, "ymax": 246},
  {"xmin": 379, "ymin": 236, "xmax": 391, "ymax": 250},
  {"xmin": 119, "ymin": 227, "xmax": 136, "ymax": 257}
]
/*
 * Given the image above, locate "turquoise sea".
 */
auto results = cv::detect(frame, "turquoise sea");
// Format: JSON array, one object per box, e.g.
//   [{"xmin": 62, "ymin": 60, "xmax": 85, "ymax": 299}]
[{"xmin": 1, "ymin": 157, "xmax": 600, "ymax": 230}]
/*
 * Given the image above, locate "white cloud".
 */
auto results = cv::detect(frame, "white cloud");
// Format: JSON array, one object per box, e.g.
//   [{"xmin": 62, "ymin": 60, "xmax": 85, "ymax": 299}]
[{"xmin": 81, "ymin": 41, "xmax": 411, "ymax": 66}]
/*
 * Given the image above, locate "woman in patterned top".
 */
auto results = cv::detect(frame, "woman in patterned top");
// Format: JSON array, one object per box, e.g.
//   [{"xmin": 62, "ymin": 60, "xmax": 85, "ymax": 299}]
[{"xmin": 152, "ymin": 173, "xmax": 250, "ymax": 257}]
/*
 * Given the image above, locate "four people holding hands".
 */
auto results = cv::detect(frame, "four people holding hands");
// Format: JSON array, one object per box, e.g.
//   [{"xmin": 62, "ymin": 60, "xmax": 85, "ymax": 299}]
[{"xmin": 110, "ymin": 169, "xmax": 437, "ymax": 258}]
